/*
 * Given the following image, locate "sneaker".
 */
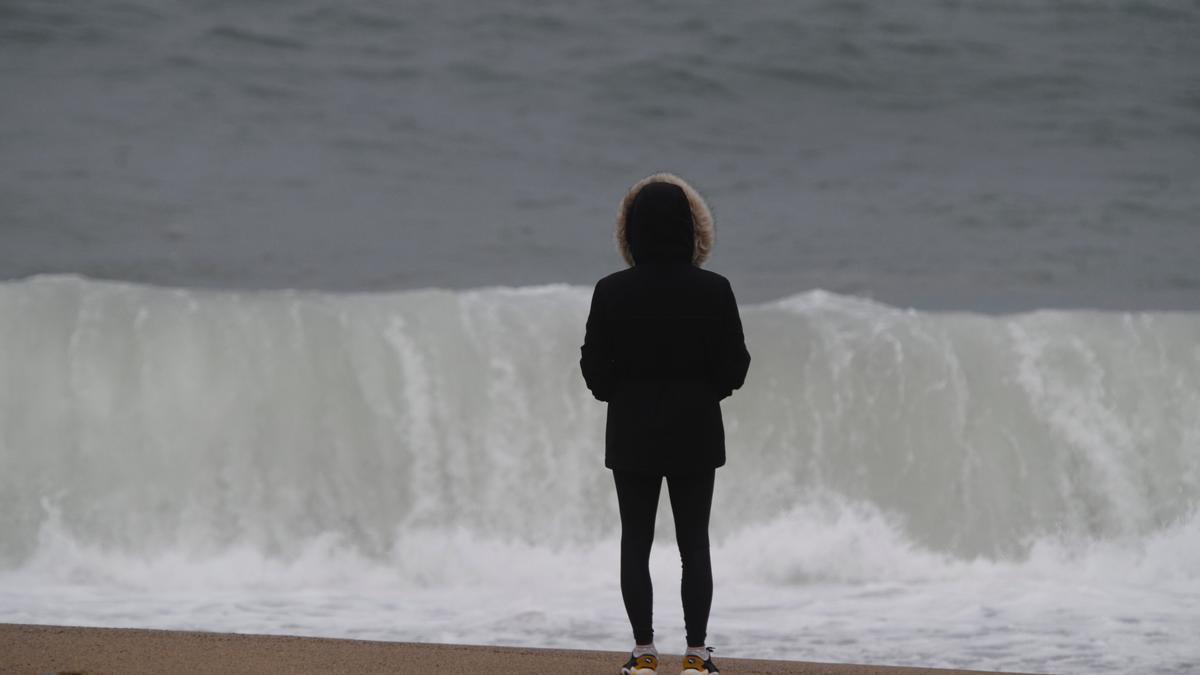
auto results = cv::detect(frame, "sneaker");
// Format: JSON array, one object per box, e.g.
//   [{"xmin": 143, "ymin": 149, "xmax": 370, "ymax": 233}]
[
  {"xmin": 619, "ymin": 651, "xmax": 658, "ymax": 674},
  {"xmin": 682, "ymin": 646, "xmax": 719, "ymax": 675}
]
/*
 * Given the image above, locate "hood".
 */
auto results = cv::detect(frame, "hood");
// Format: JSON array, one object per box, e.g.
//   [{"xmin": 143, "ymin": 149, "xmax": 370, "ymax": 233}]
[{"xmin": 616, "ymin": 172, "xmax": 714, "ymax": 267}]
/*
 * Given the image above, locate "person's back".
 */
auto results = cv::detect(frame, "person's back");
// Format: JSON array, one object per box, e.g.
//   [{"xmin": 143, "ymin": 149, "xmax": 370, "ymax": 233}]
[
  {"xmin": 588, "ymin": 262, "xmax": 746, "ymax": 473},
  {"xmin": 580, "ymin": 173, "xmax": 750, "ymax": 675}
]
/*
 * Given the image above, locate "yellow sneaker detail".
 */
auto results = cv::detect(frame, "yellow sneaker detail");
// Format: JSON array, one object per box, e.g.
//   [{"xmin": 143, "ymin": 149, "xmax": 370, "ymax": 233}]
[
  {"xmin": 682, "ymin": 653, "xmax": 709, "ymax": 675},
  {"xmin": 622, "ymin": 652, "xmax": 658, "ymax": 675}
]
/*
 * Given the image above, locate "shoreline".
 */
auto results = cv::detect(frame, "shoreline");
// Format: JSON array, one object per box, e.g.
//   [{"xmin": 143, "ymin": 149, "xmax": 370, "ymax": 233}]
[{"xmin": 0, "ymin": 623, "xmax": 1044, "ymax": 674}]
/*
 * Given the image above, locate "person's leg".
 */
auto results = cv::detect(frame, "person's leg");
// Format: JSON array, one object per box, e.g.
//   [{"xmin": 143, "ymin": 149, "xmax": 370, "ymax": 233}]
[
  {"xmin": 665, "ymin": 468, "xmax": 716, "ymax": 649},
  {"xmin": 612, "ymin": 469, "xmax": 664, "ymax": 646}
]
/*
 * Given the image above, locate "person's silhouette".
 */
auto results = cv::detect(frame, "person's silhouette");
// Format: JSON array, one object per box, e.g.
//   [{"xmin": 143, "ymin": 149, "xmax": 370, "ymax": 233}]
[{"xmin": 581, "ymin": 172, "xmax": 751, "ymax": 675}]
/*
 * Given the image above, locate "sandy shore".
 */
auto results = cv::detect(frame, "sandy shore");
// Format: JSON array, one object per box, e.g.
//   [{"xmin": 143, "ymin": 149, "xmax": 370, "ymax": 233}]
[{"xmin": 0, "ymin": 623, "xmax": 1042, "ymax": 675}]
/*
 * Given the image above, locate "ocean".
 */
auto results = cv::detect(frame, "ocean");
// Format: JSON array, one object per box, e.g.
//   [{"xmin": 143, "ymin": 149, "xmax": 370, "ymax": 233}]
[{"xmin": 1, "ymin": 1, "xmax": 1199, "ymax": 674}]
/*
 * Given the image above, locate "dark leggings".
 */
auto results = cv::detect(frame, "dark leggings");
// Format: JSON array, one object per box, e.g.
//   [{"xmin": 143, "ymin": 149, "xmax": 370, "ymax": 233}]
[{"xmin": 612, "ymin": 468, "xmax": 715, "ymax": 648}]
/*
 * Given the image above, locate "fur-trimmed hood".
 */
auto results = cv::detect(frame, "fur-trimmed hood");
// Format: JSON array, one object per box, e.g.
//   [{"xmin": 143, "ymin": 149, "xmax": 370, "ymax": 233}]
[{"xmin": 616, "ymin": 172, "xmax": 714, "ymax": 267}]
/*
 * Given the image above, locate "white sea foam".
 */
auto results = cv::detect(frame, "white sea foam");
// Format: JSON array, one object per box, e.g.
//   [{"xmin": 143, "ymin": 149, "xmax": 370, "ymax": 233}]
[{"xmin": 1, "ymin": 275, "xmax": 1198, "ymax": 673}]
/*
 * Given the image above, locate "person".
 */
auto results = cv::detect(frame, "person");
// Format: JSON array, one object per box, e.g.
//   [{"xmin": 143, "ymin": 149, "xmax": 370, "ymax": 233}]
[{"xmin": 580, "ymin": 172, "xmax": 751, "ymax": 675}]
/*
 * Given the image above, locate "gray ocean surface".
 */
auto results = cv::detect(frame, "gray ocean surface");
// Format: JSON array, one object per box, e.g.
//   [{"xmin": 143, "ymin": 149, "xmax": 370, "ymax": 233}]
[{"xmin": 2, "ymin": 0, "xmax": 1199, "ymax": 310}]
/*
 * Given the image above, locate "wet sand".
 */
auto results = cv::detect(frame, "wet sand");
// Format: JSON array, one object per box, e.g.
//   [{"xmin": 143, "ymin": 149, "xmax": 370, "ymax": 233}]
[{"xmin": 0, "ymin": 623, "xmax": 1044, "ymax": 674}]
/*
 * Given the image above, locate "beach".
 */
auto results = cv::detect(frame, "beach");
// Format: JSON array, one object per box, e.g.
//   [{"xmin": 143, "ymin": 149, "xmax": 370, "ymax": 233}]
[{"xmin": 0, "ymin": 624, "xmax": 1041, "ymax": 675}]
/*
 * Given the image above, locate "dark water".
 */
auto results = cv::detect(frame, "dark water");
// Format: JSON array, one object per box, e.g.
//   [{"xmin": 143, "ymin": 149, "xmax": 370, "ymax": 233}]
[{"xmin": 2, "ymin": 0, "xmax": 1199, "ymax": 310}]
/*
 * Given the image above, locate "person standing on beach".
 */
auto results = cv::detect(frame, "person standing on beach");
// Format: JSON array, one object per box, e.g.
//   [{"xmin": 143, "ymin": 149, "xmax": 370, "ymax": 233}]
[{"xmin": 580, "ymin": 173, "xmax": 751, "ymax": 675}]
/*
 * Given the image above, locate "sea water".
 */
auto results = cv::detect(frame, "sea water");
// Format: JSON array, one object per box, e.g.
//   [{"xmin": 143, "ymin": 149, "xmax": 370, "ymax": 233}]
[
  {"xmin": 1, "ymin": 275, "xmax": 1198, "ymax": 673},
  {"xmin": 2, "ymin": 0, "xmax": 1199, "ymax": 311}
]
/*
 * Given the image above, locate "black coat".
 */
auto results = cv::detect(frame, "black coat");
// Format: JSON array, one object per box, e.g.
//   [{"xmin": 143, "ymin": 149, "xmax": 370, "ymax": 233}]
[{"xmin": 580, "ymin": 179, "xmax": 751, "ymax": 474}]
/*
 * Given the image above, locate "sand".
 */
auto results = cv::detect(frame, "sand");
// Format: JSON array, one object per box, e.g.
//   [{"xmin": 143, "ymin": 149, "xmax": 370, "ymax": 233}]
[{"xmin": 0, "ymin": 623, "xmax": 1044, "ymax": 675}]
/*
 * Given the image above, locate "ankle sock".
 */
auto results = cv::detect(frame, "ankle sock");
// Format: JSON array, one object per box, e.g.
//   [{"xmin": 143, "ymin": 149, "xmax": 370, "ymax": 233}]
[
  {"xmin": 685, "ymin": 645, "xmax": 709, "ymax": 658},
  {"xmin": 633, "ymin": 642, "xmax": 657, "ymax": 657}
]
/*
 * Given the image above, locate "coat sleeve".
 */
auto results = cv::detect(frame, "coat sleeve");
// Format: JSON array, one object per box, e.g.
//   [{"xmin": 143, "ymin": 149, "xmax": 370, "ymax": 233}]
[
  {"xmin": 711, "ymin": 278, "xmax": 751, "ymax": 399},
  {"xmin": 580, "ymin": 280, "xmax": 617, "ymax": 402}
]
